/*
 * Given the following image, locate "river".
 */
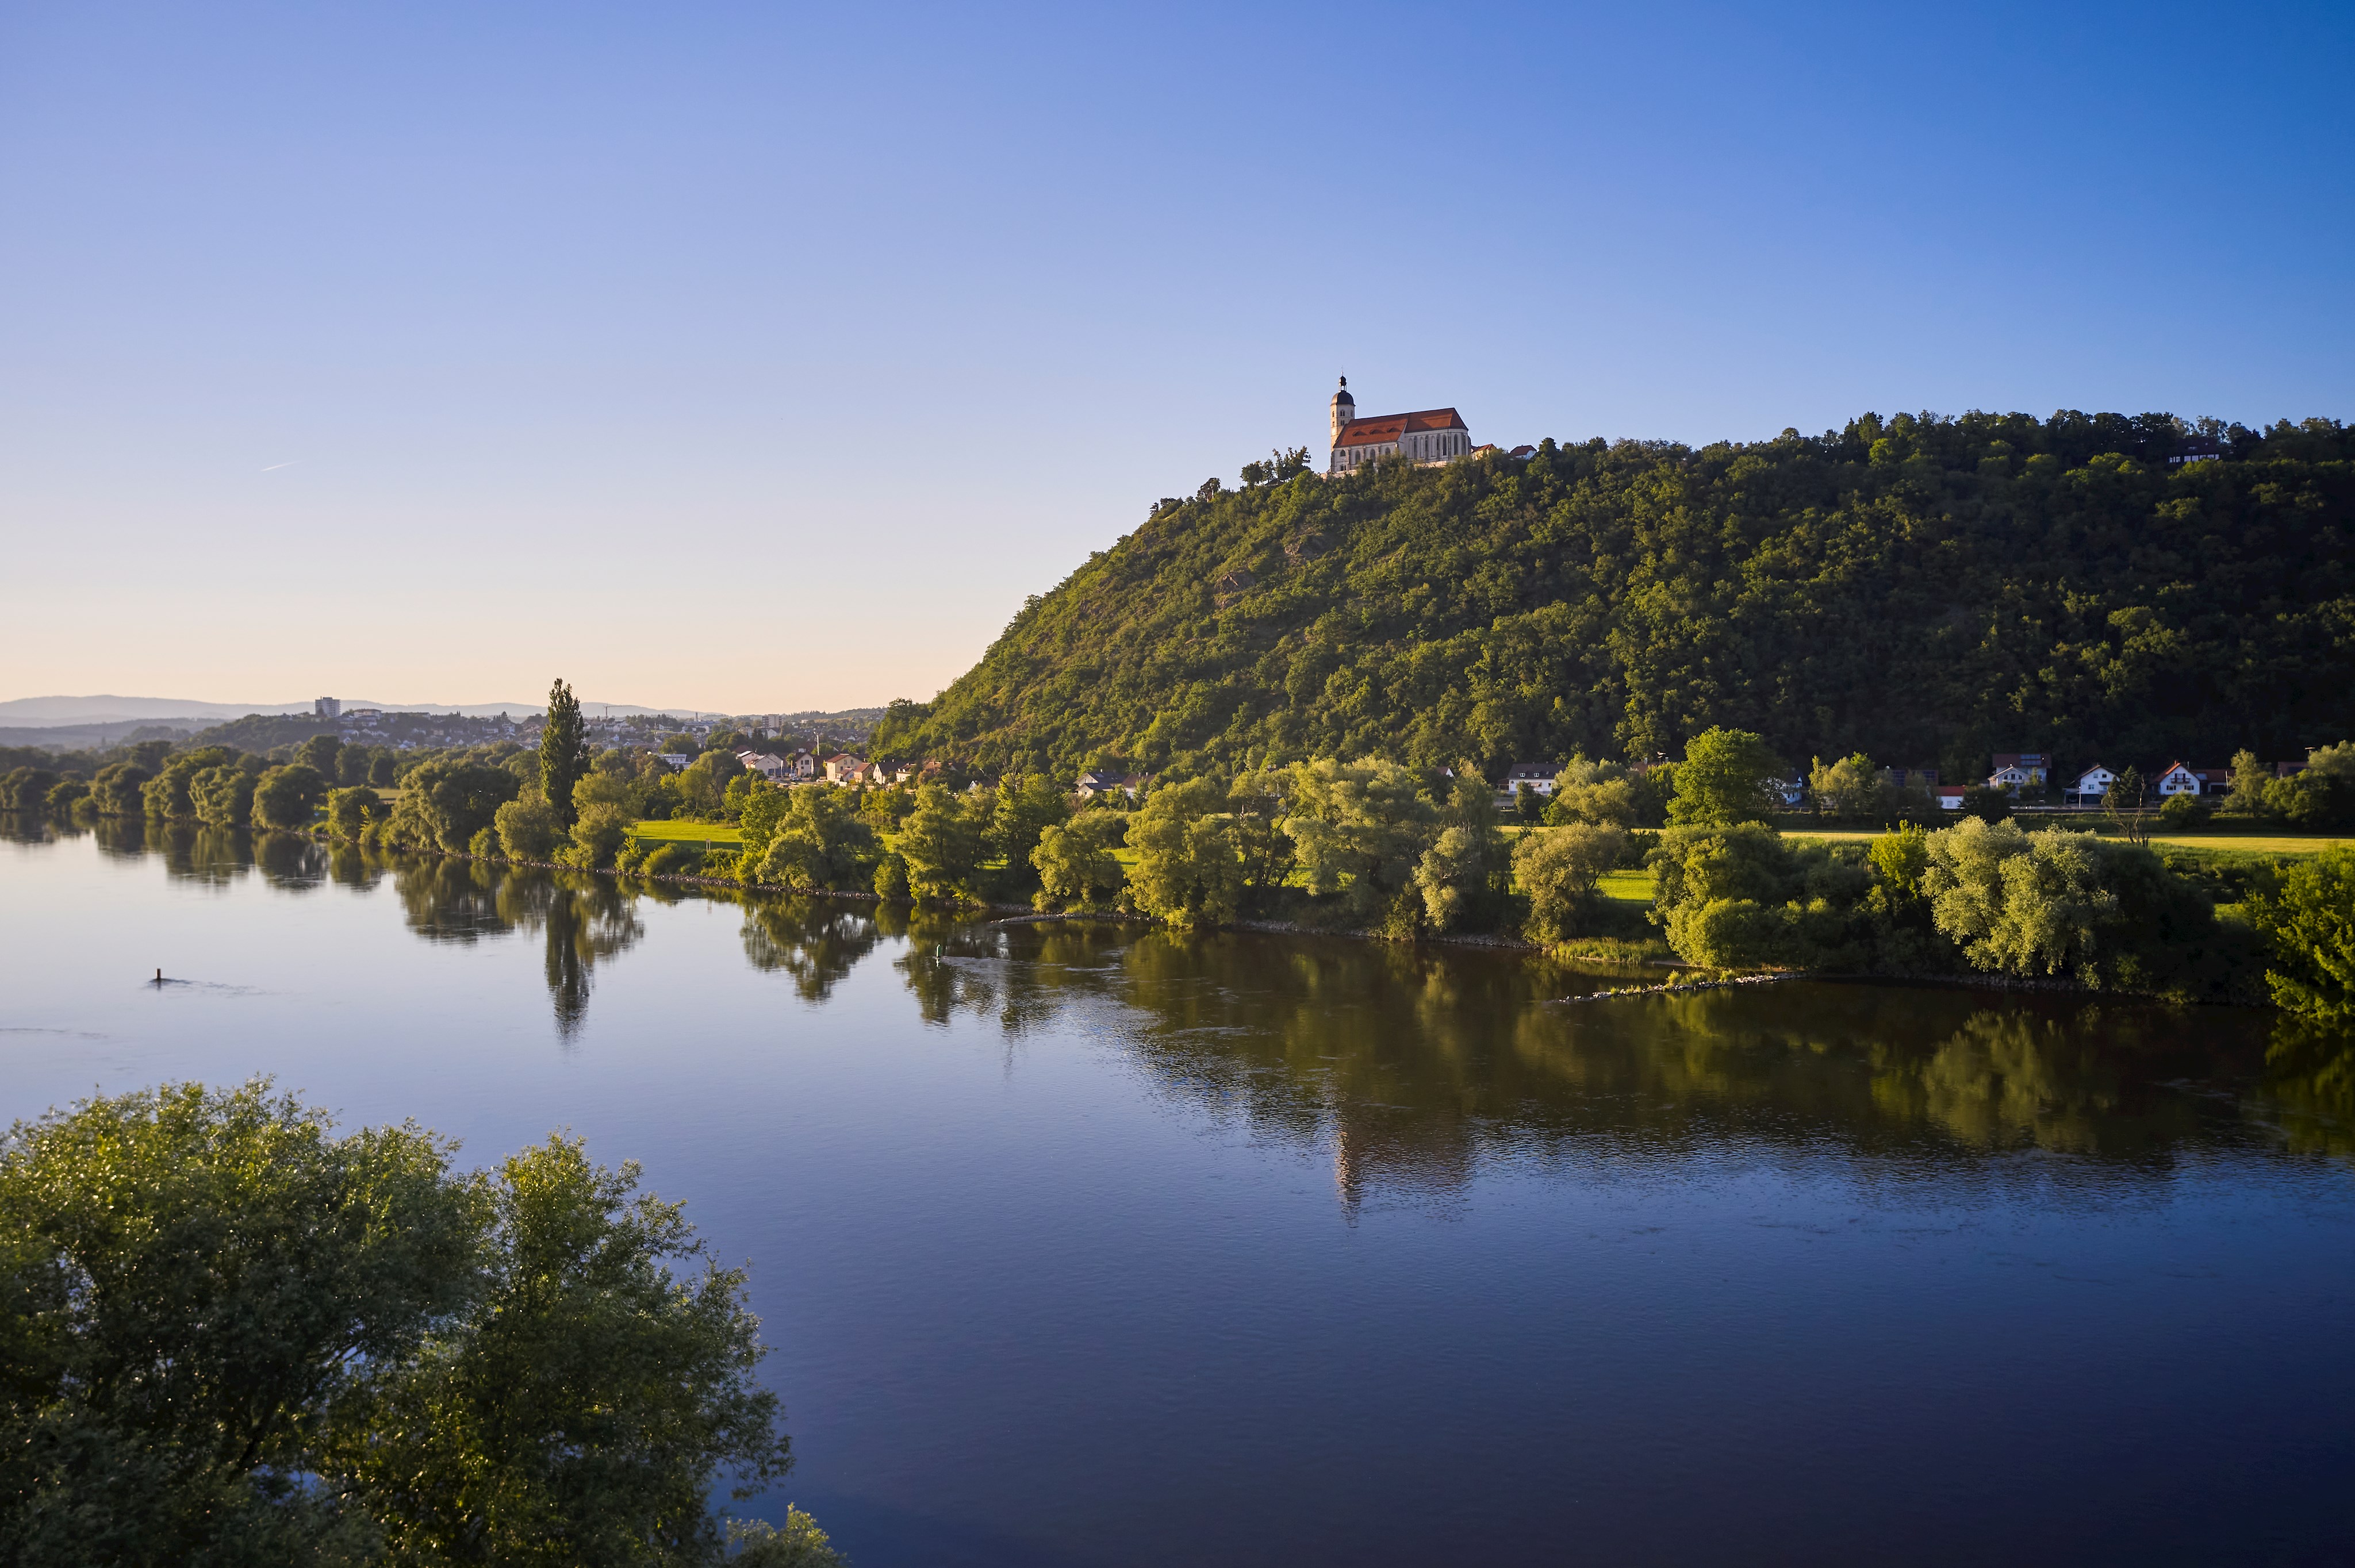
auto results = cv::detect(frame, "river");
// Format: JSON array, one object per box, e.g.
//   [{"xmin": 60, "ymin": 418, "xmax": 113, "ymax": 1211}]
[{"xmin": 3, "ymin": 816, "xmax": 2350, "ymax": 1565}]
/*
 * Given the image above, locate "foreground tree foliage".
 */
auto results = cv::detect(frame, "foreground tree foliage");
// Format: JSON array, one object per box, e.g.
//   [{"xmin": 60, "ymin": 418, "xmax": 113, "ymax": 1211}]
[
  {"xmin": 0, "ymin": 1082, "xmax": 802, "ymax": 1566},
  {"xmin": 869, "ymin": 413, "xmax": 2355, "ymax": 783}
]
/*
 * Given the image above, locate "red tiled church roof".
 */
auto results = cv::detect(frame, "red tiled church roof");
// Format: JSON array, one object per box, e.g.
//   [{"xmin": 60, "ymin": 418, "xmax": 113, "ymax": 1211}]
[{"xmin": 1334, "ymin": 408, "xmax": 1466, "ymax": 446}]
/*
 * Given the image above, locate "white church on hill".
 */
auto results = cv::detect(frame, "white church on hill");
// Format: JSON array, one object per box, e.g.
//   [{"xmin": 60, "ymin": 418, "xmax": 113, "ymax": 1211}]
[{"xmin": 1327, "ymin": 376, "xmax": 1474, "ymax": 473}]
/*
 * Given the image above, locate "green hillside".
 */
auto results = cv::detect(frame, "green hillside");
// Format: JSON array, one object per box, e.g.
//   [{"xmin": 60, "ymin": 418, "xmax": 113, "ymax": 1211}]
[{"xmin": 870, "ymin": 412, "xmax": 2355, "ymax": 782}]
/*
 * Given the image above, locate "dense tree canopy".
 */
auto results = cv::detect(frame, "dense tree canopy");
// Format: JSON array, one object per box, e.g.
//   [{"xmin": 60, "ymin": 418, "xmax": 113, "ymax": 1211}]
[{"xmin": 870, "ymin": 412, "xmax": 2355, "ymax": 782}]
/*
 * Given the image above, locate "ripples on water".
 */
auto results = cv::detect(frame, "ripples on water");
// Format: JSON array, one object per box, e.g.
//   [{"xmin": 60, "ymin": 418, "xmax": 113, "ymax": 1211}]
[{"xmin": 3, "ymin": 814, "xmax": 2352, "ymax": 1567}]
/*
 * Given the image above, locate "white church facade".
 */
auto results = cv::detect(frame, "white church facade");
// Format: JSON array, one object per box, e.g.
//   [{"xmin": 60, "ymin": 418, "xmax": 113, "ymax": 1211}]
[{"xmin": 1326, "ymin": 377, "xmax": 1472, "ymax": 474}]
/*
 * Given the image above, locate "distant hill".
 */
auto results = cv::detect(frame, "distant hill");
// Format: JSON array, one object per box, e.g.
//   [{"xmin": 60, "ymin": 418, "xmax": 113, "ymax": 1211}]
[
  {"xmin": 0, "ymin": 695, "xmax": 751, "ymax": 726},
  {"xmin": 869, "ymin": 412, "xmax": 2355, "ymax": 783}
]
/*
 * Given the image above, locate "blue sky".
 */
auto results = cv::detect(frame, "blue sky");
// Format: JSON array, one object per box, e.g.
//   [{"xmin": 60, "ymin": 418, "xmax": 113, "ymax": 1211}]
[{"xmin": 3, "ymin": 1, "xmax": 2349, "ymax": 713}]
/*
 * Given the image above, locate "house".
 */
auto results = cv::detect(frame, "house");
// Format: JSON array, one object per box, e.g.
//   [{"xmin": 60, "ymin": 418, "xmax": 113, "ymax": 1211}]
[
  {"xmin": 1988, "ymin": 752, "xmax": 2049, "ymax": 791},
  {"xmin": 656, "ymin": 752, "xmax": 691, "ymax": 770},
  {"xmin": 737, "ymin": 751, "xmax": 791, "ymax": 783},
  {"xmin": 822, "ymin": 752, "xmax": 866, "ymax": 785},
  {"xmin": 2065, "ymin": 764, "xmax": 2115, "ymax": 805},
  {"xmin": 1506, "ymin": 444, "xmax": 1537, "ymax": 460},
  {"xmin": 1077, "ymin": 770, "xmax": 1149, "ymax": 801},
  {"xmin": 1325, "ymin": 378, "xmax": 1472, "ymax": 474},
  {"xmin": 1933, "ymin": 787, "xmax": 1967, "ymax": 810},
  {"xmin": 1770, "ymin": 778, "xmax": 1805, "ymax": 809},
  {"xmin": 1503, "ymin": 762, "xmax": 1559, "ymax": 797},
  {"xmin": 892, "ymin": 759, "xmax": 942, "ymax": 786},
  {"xmin": 2155, "ymin": 763, "xmax": 2204, "ymax": 797}
]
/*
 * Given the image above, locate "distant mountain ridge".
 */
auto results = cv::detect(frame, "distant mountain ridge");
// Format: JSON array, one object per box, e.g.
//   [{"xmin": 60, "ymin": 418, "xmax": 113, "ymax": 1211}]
[{"xmin": 0, "ymin": 695, "xmax": 729, "ymax": 725}]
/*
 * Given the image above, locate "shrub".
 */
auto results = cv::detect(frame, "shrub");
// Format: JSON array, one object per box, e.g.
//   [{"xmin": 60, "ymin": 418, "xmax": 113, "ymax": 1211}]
[
  {"xmin": 324, "ymin": 786, "xmax": 383, "ymax": 843},
  {"xmin": 565, "ymin": 802, "xmax": 634, "ymax": 870},
  {"xmin": 493, "ymin": 795, "xmax": 560, "ymax": 861},
  {"xmin": 2157, "ymin": 793, "xmax": 2210, "ymax": 831}
]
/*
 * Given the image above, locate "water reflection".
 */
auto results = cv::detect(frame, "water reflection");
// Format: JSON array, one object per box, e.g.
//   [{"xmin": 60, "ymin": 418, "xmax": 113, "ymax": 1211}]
[
  {"xmin": 389, "ymin": 859, "xmax": 643, "ymax": 1037},
  {"xmin": 45, "ymin": 823, "xmax": 2350, "ymax": 1193},
  {"xmin": 741, "ymin": 896, "xmax": 883, "ymax": 1004}
]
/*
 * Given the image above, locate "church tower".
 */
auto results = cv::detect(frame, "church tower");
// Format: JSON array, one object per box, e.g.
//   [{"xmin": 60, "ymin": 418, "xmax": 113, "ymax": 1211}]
[{"xmin": 1329, "ymin": 376, "xmax": 1355, "ymax": 445}]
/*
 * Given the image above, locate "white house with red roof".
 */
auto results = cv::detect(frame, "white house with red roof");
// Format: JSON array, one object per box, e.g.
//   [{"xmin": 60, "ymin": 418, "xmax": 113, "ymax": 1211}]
[{"xmin": 1326, "ymin": 377, "xmax": 1472, "ymax": 474}]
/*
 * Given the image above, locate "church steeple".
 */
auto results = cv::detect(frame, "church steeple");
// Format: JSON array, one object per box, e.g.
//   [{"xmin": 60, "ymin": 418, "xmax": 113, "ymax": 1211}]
[{"xmin": 1329, "ymin": 375, "xmax": 1355, "ymax": 445}]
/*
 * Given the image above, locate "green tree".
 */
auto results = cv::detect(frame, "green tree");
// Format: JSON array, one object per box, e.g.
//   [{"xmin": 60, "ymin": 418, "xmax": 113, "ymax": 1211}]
[
  {"xmin": 0, "ymin": 1080, "xmax": 478, "ymax": 1565},
  {"xmin": 2247, "ymin": 845, "xmax": 2355, "ymax": 1024},
  {"xmin": 1808, "ymin": 752, "xmax": 1883, "ymax": 820},
  {"xmin": 2222, "ymin": 748, "xmax": 2271, "ymax": 818},
  {"xmin": 991, "ymin": 773, "xmax": 1071, "ymax": 877},
  {"xmin": 2103, "ymin": 765, "xmax": 2151, "ymax": 845},
  {"xmin": 193, "ymin": 764, "xmax": 260, "ymax": 828},
  {"xmin": 87, "ymin": 761, "xmax": 154, "ymax": 816},
  {"xmin": 1920, "ymin": 819, "xmax": 2110, "ymax": 978},
  {"xmin": 1411, "ymin": 767, "xmax": 1506, "ymax": 933},
  {"xmin": 895, "ymin": 783, "xmax": 985, "ymax": 902},
  {"xmin": 492, "ymin": 795, "xmax": 558, "ymax": 860},
  {"xmin": 1513, "ymin": 823, "xmax": 1628, "ymax": 944},
  {"xmin": 252, "ymin": 763, "xmax": 330, "ymax": 831},
  {"xmin": 1667, "ymin": 728, "xmax": 1783, "ymax": 826},
  {"xmin": 382, "ymin": 760, "xmax": 523, "ymax": 853},
  {"xmin": 752, "ymin": 787, "xmax": 877, "ymax": 893},
  {"xmin": 565, "ymin": 802, "xmax": 635, "ymax": 870},
  {"xmin": 1031, "ymin": 812, "xmax": 1125, "ymax": 911},
  {"xmin": 43, "ymin": 778, "xmax": 89, "ymax": 813},
  {"xmin": 1868, "ymin": 822, "xmax": 1931, "ymax": 894},
  {"xmin": 1, "ymin": 767, "xmax": 58, "ymax": 811},
  {"xmin": 729, "ymin": 1508, "xmax": 847, "ymax": 1566},
  {"xmin": 296, "ymin": 734, "xmax": 343, "ymax": 778},
  {"xmin": 326, "ymin": 1133, "xmax": 792, "ymax": 1566},
  {"xmin": 1280, "ymin": 757, "xmax": 1434, "ymax": 921},
  {"xmin": 324, "ymin": 786, "xmax": 384, "ymax": 842},
  {"xmin": 540, "ymin": 679, "xmax": 591, "ymax": 831},
  {"xmin": 1126, "ymin": 777, "xmax": 1241, "ymax": 927}
]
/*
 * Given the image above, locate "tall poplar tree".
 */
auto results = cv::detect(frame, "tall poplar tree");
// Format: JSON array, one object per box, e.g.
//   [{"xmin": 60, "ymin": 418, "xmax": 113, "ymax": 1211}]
[{"xmin": 540, "ymin": 677, "xmax": 590, "ymax": 828}]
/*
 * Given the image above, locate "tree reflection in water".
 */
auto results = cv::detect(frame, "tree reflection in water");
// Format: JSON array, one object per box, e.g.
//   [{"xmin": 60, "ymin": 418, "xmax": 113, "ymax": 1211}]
[
  {"xmin": 739, "ymin": 895, "xmax": 883, "ymax": 1004},
  {"xmin": 387, "ymin": 858, "xmax": 642, "ymax": 1037},
  {"xmin": 824, "ymin": 920, "xmax": 2298, "ymax": 1216}
]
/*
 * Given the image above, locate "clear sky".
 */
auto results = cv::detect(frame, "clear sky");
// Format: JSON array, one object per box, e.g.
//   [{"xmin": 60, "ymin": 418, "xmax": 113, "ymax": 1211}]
[{"xmin": 4, "ymin": 1, "xmax": 2350, "ymax": 714}]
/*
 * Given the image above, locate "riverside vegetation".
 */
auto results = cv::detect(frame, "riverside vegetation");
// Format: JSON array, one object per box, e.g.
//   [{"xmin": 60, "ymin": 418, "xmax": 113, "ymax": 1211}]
[{"xmin": 7, "ymin": 695, "xmax": 2352, "ymax": 1023}]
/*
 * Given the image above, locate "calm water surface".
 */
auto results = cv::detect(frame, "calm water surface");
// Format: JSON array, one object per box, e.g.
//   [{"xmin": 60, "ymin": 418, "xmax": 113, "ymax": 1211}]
[{"xmin": 3, "ymin": 817, "xmax": 2352, "ymax": 1566}]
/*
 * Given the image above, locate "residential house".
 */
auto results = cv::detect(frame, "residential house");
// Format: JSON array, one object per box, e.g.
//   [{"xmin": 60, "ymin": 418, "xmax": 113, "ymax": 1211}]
[
  {"xmin": 2065, "ymin": 764, "xmax": 2115, "ymax": 805},
  {"xmin": 656, "ymin": 752, "xmax": 691, "ymax": 770},
  {"xmin": 2155, "ymin": 763, "xmax": 2206, "ymax": 797},
  {"xmin": 1077, "ymin": 770, "xmax": 1149, "ymax": 801},
  {"xmin": 1770, "ymin": 778, "xmax": 1805, "ymax": 809},
  {"xmin": 1503, "ymin": 761, "xmax": 1559, "ymax": 797},
  {"xmin": 1933, "ymin": 787, "xmax": 1967, "ymax": 810},
  {"xmin": 822, "ymin": 752, "xmax": 866, "ymax": 785},
  {"xmin": 1988, "ymin": 752, "xmax": 2049, "ymax": 791},
  {"xmin": 737, "ymin": 751, "xmax": 791, "ymax": 783}
]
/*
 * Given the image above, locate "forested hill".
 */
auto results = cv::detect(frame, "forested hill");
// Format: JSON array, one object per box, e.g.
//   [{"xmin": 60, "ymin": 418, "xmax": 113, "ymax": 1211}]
[{"xmin": 870, "ymin": 412, "xmax": 2355, "ymax": 783}]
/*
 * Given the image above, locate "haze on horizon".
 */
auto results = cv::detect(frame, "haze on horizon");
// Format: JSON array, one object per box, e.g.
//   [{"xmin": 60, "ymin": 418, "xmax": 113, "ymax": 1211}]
[{"xmin": 3, "ymin": 1, "xmax": 2350, "ymax": 716}]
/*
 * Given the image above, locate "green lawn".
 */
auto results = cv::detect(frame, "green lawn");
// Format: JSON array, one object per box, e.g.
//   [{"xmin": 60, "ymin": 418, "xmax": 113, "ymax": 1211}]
[
  {"xmin": 631, "ymin": 820, "xmax": 743, "ymax": 846},
  {"xmin": 1786, "ymin": 827, "xmax": 2346, "ymax": 858},
  {"xmin": 1595, "ymin": 868, "xmax": 1654, "ymax": 905}
]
